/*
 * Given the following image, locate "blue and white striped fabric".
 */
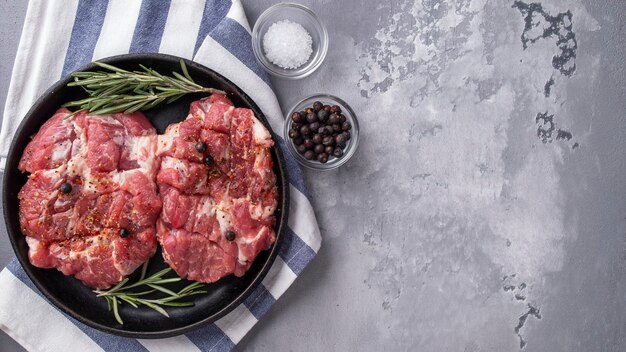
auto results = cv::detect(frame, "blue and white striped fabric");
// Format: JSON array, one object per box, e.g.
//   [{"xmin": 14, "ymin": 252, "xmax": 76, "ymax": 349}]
[{"xmin": 0, "ymin": 1, "xmax": 322, "ymax": 351}]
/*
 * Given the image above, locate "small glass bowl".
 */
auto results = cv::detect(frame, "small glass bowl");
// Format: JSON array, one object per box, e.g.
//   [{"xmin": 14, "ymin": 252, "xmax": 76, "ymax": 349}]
[
  {"xmin": 252, "ymin": 3, "xmax": 328, "ymax": 79},
  {"xmin": 284, "ymin": 94, "xmax": 359, "ymax": 170}
]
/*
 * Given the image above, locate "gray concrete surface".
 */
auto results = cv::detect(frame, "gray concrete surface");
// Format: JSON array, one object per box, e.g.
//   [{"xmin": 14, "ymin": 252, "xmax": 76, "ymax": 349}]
[{"xmin": 1, "ymin": 0, "xmax": 625, "ymax": 351}]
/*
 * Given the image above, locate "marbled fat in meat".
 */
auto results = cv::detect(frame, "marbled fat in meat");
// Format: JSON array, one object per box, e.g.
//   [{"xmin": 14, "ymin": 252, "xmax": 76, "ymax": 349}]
[
  {"xmin": 18, "ymin": 108, "xmax": 161, "ymax": 289},
  {"xmin": 156, "ymin": 94, "xmax": 278, "ymax": 283}
]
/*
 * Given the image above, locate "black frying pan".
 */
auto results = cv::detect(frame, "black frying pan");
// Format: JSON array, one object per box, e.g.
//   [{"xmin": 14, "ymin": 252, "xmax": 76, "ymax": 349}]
[{"xmin": 2, "ymin": 53, "xmax": 288, "ymax": 338}]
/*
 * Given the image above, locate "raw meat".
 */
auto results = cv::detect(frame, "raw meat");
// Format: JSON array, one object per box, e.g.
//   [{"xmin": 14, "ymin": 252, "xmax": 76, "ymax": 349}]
[
  {"xmin": 156, "ymin": 94, "xmax": 278, "ymax": 283},
  {"xmin": 18, "ymin": 108, "xmax": 161, "ymax": 289}
]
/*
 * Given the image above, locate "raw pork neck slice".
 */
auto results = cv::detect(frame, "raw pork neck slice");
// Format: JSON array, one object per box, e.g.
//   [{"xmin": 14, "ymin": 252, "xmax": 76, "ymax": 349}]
[
  {"xmin": 156, "ymin": 94, "xmax": 278, "ymax": 283},
  {"xmin": 18, "ymin": 108, "xmax": 161, "ymax": 289}
]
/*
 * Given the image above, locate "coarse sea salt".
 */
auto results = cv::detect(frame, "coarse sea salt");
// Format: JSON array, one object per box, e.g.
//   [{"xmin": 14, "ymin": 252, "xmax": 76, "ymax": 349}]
[{"xmin": 262, "ymin": 20, "xmax": 313, "ymax": 70}]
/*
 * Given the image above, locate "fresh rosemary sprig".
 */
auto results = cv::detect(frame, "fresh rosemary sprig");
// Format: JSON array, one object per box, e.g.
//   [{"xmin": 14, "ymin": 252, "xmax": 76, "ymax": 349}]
[
  {"xmin": 94, "ymin": 261, "xmax": 206, "ymax": 325},
  {"xmin": 63, "ymin": 59, "xmax": 225, "ymax": 115}
]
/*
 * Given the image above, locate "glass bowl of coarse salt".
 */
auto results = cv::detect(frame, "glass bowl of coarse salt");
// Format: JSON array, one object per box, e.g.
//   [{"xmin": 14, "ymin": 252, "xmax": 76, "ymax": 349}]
[{"xmin": 252, "ymin": 2, "xmax": 328, "ymax": 79}]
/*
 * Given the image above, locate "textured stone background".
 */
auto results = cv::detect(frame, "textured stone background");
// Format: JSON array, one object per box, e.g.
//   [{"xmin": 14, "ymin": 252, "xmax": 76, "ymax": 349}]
[{"xmin": 1, "ymin": 0, "xmax": 625, "ymax": 351}]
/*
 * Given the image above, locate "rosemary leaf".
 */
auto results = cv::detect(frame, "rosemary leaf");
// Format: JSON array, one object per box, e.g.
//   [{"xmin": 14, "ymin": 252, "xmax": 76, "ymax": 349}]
[
  {"xmin": 89, "ymin": 97, "xmax": 116, "ymax": 112},
  {"xmin": 96, "ymin": 84, "xmax": 134, "ymax": 98},
  {"xmin": 142, "ymin": 301, "xmax": 169, "ymax": 318},
  {"xmin": 172, "ymin": 71, "xmax": 197, "ymax": 87},
  {"xmin": 71, "ymin": 72, "xmax": 98, "ymax": 78},
  {"xmin": 147, "ymin": 283, "xmax": 179, "ymax": 297},
  {"xmin": 94, "ymin": 261, "xmax": 205, "ymax": 325},
  {"xmin": 94, "ymin": 61, "xmax": 130, "ymax": 73},
  {"xmin": 151, "ymin": 277, "xmax": 183, "ymax": 285},
  {"xmin": 145, "ymin": 96, "xmax": 167, "ymax": 109},
  {"xmin": 180, "ymin": 59, "xmax": 193, "ymax": 81},
  {"xmin": 139, "ymin": 261, "xmax": 149, "ymax": 281},
  {"xmin": 153, "ymin": 86, "xmax": 181, "ymax": 92},
  {"xmin": 90, "ymin": 101, "xmax": 142, "ymax": 115},
  {"xmin": 121, "ymin": 290, "xmax": 156, "ymax": 297},
  {"xmin": 106, "ymin": 278, "xmax": 130, "ymax": 295},
  {"xmin": 124, "ymin": 101, "xmax": 149, "ymax": 114},
  {"xmin": 112, "ymin": 297, "xmax": 123, "ymax": 325},
  {"xmin": 178, "ymin": 281, "xmax": 205, "ymax": 295},
  {"xmin": 65, "ymin": 60, "xmax": 226, "ymax": 115},
  {"xmin": 151, "ymin": 267, "xmax": 174, "ymax": 279},
  {"xmin": 62, "ymin": 97, "xmax": 99, "ymax": 107},
  {"xmin": 119, "ymin": 296, "xmax": 140, "ymax": 309}
]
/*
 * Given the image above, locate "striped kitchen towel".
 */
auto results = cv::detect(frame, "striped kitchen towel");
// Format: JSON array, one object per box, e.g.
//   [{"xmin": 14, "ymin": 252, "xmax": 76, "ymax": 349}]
[{"xmin": 0, "ymin": 0, "xmax": 321, "ymax": 351}]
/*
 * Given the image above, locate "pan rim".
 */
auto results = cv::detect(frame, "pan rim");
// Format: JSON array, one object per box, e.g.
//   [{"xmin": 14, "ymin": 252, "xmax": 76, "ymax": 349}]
[{"xmin": 2, "ymin": 53, "xmax": 289, "ymax": 338}]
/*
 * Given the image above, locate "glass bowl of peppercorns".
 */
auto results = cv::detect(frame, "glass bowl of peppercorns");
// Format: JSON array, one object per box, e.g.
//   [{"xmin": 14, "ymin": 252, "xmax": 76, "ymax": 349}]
[{"xmin": 284, "ymin": 94, "xmax": 359, "ymax": 170}]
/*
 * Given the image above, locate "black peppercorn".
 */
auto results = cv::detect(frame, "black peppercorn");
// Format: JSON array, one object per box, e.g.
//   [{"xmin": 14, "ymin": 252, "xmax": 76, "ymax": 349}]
[
  {"xmin": 343, "ymin": 131, "xmax": 351, "ymax": 140},
  {"xmin": 325, "ymin": 146, "xmax": 334, "ymax": 155},
  {"xmin": 312, "ymin": 134, "xmax": 322, "ymax": 144},
  {"xmin": 195, "ymin": 141, "xmax": 207, "ymax": 153},
  {"xmin": 305, "ymin": 107, "xmax": 314, "ymax": 114},
  {"xmin": 333, "ymin": 147, "xmax": 344, "ymax": 158},
  {"xmin": 304, "ymin": 150, "xmax": 315, "ymax": 160},
  {"xmin": 328, "ymin": 113, "xmax": 339, "ymax": 125},
  {"xmin": 332, "ymin": 124, "xmax": 342, "ymax": 132},
  {"xmin": 318, "ymin": 127, "xmax": 327, "ymax": 135},
  {"xmin": 317, "ymin": 153, "xmax": 329, "ymax": 163},
  {"xmin": 300, "ymin": 125, "xmax": 310, "ymax": 136},
  {"xmin": 120, "ymin": 228, "xmax": 129, "ymax": 238},
  {"xmin": 297, "ymin": 144, "xmax": 307, "ymax": 154},
  {"xmin": 291, "ymin": 111, "xmax": 303, "ymax": 123},
  {"xmin": 59, "ymin": 183, "xmax": 72, "ymax": 194},
  {"xmin": 330, "ymin": 105, "xmax": 341, "ymax": 114},
  {"xmin": 225, "ymin": 231, "xmax": 236, "ymax": 241},
  {"xmin": 306, "ymin": 112, "xmax": 318, "ymax": 123},
  {"xmin": 323, "ymin": 105, "xmax": 331, "ymax": 112},
  {"xmin": 303, "ymin": 138, "xmax": 314, "ymax": 150},
  {"xmin": 203, "ymin": 155, "xmax": 214, "ymax": 166},
  {"xmin": 309, "ymin": 122, "xmax": 320, "ymax": 132},
  {"xmin": 339, "ymin": 114, "xmax": 347, "ymax": 123},
  {"xmin": 314, "ymin": 144, "xmax": 325, "ymax": 154},
  {"xmin": 313, "ymin": 101, "xmax": 323, "ymax": 112},
  {"xmin": 293, "ymin": 137, "xmax": 304, "ymax": 145},
  {"xmin": 288, "ymin": 129, "xmax": 299, "ymax": 139},
  {"xmin": 322, "ymin": 136, "xmax": 334, "ymax": 146},
  {"xmin": 341, "ymin": 121, "xmax": 352, "ymax": 131},
  {"xmin": 335, "ymin": 133, "xmax": 347, "ymax": 147},
  {"xmin": 317, "ymin": 110, "xmax": 329, "ymax": 122}
]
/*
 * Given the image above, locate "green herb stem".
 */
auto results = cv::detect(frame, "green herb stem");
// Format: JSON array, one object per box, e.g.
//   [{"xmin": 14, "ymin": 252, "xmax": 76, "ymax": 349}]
[
  {"xmin": 63, "ymin": 59, "xmax": 225, "ymax": 116},
  {"xmin": 94, "ymin": 264, "xmax": 205, "ymax": 325}
]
